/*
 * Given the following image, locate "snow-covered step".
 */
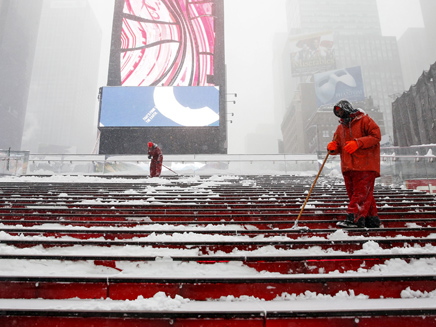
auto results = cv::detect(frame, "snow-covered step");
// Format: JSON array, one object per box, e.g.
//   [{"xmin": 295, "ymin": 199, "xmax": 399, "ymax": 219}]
[
  {"xmin": 1, "ymin": 252, "xmax": 435, "ymax": 274},
  {"xmin": 1, "ymin": 233, "xmax": 436, "ymax": 252},
  {"xmin": 2, "ymin": 224, "xmax": 435, "ymax": 237},
  {"xmin": 1, "ymin": 193, "xmax": 432, "ymax": 201},
  {"xmin": 2, "ymin": 217, "xmax": 436, "ymax": 230},
  {"xmin": 0, "ymin": 191, "xmax": 433, "ymax": 203},
  {"xmin": 2, "ymin": 205, "xmax": 435, "ymax": 218},
  {"xmin": 1, "ymin": 213, "xmax": 436, "ymax": 229},
  {"xmin": 0, "ymin": 274, "xmax": 435, "ymax": 300},
  {"xmin": 0, "ymin": 297, "xmax": 435, "ymax": 326}
]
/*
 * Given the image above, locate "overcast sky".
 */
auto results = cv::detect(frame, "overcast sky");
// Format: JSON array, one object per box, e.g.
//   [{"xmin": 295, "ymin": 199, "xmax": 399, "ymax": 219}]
[
  {"xmin": 377, "ymin": 0, "xmax": 423, "ymax": 38},
  {"xmin": 88, "ymin": 0, "xmax": 424, "ymax": 154}
]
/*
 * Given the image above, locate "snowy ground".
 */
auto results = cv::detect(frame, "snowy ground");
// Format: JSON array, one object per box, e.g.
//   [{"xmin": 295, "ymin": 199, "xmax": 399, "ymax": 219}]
[{"xmin": 1, "ymin": 174, "xmax": 436, "ymax": 312}]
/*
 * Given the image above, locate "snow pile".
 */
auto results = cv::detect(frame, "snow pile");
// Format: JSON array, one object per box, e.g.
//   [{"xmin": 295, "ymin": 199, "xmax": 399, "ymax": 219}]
[
  {"xmin": 219, "ymin": 290, "xmax": 369, "ymax": 302},
  {"xmin": 51, "ymin": 292, "xmax": 189, "ymax": 311},
  {"xmin": 401, "ymin": 287, "xmax": 436, "ymax": 299}
]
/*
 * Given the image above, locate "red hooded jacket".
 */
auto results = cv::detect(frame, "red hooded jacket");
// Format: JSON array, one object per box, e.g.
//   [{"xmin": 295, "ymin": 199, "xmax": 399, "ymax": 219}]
[
  {"xmin": 148, "ymin": 144, "xmax": 163, "ymax": 163},
  {"xmin": 330, "ymin": 110, "xmax": 381, "ymax": 176}
]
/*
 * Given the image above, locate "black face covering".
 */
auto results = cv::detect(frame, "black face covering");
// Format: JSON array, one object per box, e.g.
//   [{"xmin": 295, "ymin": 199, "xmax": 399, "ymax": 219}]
[{"xmin": 334, "ymin": 105, "xmax": 350, "ymax": 119}]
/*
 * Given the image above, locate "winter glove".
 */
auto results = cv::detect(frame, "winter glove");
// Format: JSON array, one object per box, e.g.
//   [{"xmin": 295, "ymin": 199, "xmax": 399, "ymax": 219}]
[
  {"xmin": 327, "ymin": 141, "xmax": 337, "ymax": 153},
  {"xmin": 156, "ymin": 161, "xmax": 160, "ymax": 165},
  {"xmin": 344, "ymin": 140, "xmax": 359, "ymax": 154},
  {"xmin": 148, "ymin": 155, "xmax": 152, "ymax": 159}
]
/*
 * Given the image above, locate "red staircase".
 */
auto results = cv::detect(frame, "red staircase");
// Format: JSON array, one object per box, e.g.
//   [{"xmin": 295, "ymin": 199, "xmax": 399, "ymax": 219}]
[{"xmin": 0, "ymin": 175, "xmax": 436, "ymax": 326}]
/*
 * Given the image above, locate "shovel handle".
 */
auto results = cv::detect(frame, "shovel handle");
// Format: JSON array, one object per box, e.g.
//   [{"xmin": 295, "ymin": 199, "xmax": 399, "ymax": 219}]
[
  {"xmin": 295, "ymin": 151, "xmax": 330, "ymax": 223},
  {"xmin": 162, "ymin": 164, "xmax": 178, "ymax": 175}
]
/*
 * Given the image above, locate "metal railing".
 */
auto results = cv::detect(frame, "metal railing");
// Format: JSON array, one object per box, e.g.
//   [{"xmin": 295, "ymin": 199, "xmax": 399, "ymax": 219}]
[
  {"xmin": 25, "ymin": 153, "xmax": 321, "ymax": 176},
  {"xmin": 2, "ymin": 146, "xmax": 436, "ymax": 193}
]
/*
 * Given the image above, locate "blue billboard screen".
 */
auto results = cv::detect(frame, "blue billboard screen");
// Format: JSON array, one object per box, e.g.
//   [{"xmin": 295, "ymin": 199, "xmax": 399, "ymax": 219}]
[{"xmin": 99, "ymin": 86, "xmax": 220, "ymax": 127}]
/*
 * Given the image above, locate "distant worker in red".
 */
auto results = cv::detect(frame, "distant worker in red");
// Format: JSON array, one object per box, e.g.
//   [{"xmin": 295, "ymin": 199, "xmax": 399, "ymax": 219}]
[
  {"xmin": 327, "ymin": 100, "xmax": 381, "ymax": 228},
  {"xmin": 148, "ymin": 142, "xmax": 163, "ymax": 177}
]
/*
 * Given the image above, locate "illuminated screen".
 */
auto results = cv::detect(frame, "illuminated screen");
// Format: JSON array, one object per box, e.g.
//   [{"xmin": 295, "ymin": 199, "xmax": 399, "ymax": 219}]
[
  {"xmin": 119, "ymin": 0, "xmax": 215, "ymax": 87},
  {"xmin": 102, "ymin": 0, "xmax": 225, "ymax": 154},
  {"xmin": 99, "ymin": 86, "xmax": 219, "ymax": 127}
]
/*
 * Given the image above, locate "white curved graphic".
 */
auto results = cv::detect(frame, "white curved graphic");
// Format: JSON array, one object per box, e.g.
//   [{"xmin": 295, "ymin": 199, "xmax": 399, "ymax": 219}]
[
  {"xmin": 153, "ymin": 87, "xmax": 219, "ymax": 126},
  {"xmin": 315, "ymin": 68, "xmax": 357, "ymax": 103}
]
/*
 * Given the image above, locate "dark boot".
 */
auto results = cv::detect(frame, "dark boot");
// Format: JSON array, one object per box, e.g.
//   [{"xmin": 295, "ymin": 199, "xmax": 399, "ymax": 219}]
[
  {"xmin": 337, "ymin": 213, "xmax": 365, "ymax": 228},
  {"xmin": 365, "ymin": 216, "xmax": 381, "ymax": 228}
]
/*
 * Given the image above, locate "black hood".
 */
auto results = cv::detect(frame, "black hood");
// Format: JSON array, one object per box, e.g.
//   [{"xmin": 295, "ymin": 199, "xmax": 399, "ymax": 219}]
[{"xmin": 333, "ymin": 100, "xmax": 358, "ymax": 119}]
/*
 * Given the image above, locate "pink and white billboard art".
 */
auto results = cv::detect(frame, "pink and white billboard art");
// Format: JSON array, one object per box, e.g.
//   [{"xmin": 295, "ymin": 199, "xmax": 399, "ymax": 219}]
[{"xmin": 120, "ymin": 0, "xmax": 215, "ymax": 86}]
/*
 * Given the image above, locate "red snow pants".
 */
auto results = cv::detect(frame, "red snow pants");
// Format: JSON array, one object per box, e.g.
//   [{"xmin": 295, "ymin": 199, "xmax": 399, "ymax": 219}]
[
  {"xmin": 343, "ymin": 170, "xmax": 378, "ymax": 222},
  {"xmin": 150, "ymin": 159, "xmax": 162, "ymax": 177}
]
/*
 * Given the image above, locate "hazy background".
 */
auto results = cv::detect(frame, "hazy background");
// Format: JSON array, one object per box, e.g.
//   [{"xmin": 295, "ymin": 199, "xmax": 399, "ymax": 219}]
[
  {"xmin": 87, "ymin": 0, "xmax": 424, "ymax": 154},
  {"xmin": 2, "ymin": 0, "xmax": 424, "ymax": 155},
  {"xmin": 225, "ymin": 0, "xmax": 423, "ymax": 153}
]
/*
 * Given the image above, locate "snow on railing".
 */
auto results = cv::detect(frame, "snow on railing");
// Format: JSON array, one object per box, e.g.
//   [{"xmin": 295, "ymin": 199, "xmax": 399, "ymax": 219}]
[
  {"xmin": 8, "ymin": 151, "xmax": 430, "ymax": 183},
  {"xmin": 25, "ymin": 153, "xmax": 321, "ymax": 176}
]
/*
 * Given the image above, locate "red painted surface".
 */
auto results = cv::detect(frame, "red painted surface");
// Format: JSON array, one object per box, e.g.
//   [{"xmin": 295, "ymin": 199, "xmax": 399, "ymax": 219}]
[
  {"xmin": 0, "ymin": 281, "xmax": 107, "ymax": 299},
  {"xmin": 406, "ymin": 179, "xmax": 436, "ymax": 194},
  {"xmin": 0, "ymin": 316, "xmax": 266, "ymax": 327},
  {"xmin": 1, "ymin": 278, "xmax": 435, "ymax": 301}
]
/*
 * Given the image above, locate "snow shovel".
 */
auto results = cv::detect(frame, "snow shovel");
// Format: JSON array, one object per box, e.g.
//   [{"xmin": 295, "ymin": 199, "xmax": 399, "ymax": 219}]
[{"xmin": 291, "ymin": 151, "xmax": 331, "ymax": 231}]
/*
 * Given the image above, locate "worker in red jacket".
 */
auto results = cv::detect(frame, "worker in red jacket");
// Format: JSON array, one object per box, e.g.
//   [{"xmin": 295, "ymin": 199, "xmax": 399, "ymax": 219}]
[
  {"xmin": 327, "ymin": 100, "xmax": 381, "ymax": 228},
  {"xmin": 148, "ymin": 142, "xmax": 163, "ymax": 177}
]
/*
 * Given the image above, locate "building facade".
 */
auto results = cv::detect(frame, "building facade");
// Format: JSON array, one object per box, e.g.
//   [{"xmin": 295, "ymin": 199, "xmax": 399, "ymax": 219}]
[
  {"xmin": 0, "ymin": 0, "xmax": 43, "ymax": 150},
  {"xmin": 21, "ymin": 0, "xmax": 102, "ymax": 154},
  {"xmin": 397, "ymin": 0, "xmax": 436, "ymax": 90},
  {"xmin": 420, "ymin": 0, "xmax": 436, "ymax": 61},
  {"xmin": 281, "ymin": 0, "xmax": 404, "ymax": 153},
  {"xmin": 397, "ymin": 28, "xmax": 432, "ymax": 88},
  {"xmin": 281, "ymin": 83, "xmax": 316, "ymax": 154},
  {"xmin": 392, "ymin": 61, "xmax": 436, "ymax": 147}
]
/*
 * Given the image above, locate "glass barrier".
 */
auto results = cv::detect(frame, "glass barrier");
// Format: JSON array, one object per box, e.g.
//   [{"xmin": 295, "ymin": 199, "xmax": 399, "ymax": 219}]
[
  {"xmin": 26, "ymin": 153, "xmax": 320, "ymax": 176},
  {"xmin": 6, "ymin": 146, "xmax": 436, "ymax": 194},
  {"xmin": 0, "ymin": 149, "xmax": 30, "ymax": 176}
]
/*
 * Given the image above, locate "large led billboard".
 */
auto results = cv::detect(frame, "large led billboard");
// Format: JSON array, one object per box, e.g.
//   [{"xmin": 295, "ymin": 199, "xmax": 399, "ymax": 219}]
[
  {"xmin": 107, "ymin": 0, "xmax": 219, "ymax": 87},
  {"xmin": 99, "ymin": 86, "xmax": 220, "ymax": 127},
  {"xmin": 118, "ymin": 0, "xmax": 215, "ymax": 86},
  {"xmin": 100, "ymin": 0, "xmax": 226, "ymax": 155}
]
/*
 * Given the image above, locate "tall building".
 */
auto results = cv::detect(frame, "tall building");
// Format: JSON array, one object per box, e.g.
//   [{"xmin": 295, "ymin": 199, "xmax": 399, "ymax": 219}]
[
  {"xmin": 397, "ymin": 0, "xmax": 436, "ymax": 89},
  {"xmin": 286, "ymin": 0, "xmax": 382, "ymax": 36},
  {"xmin": 0, "ymin": 0, "xmax": 43, "ymax": 150},
  {"xmin": 336, "ymin": 34, "xmax": 403, "ymax": 138},
  {"xmin": 398, "ymin": 0, "xmax": 436, "ymax": 95},
  {"xmin": 389, "ymin": 1, "xmax": 436, "ymax": 148},
  {"xmin": 21, "ymin": 0, "xmax": 102, "ymax": 154},
  {"xmin": 280, "ymin": 83, "xmax": 316, "ymax": 154},
  {"xmin": 392, "ymin": 61, "xmax": 436, "ymax": 147},
  {"xmin": 281, "ymin": 0, "xmax": 404, "ymax": 153},
  {"xmin": 397, "ymin": 28, "xmax": 432, "ymax": 88},
  {"xmin": 420, "ymin": 0, "xmax": 436, "ymax": 61}
]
